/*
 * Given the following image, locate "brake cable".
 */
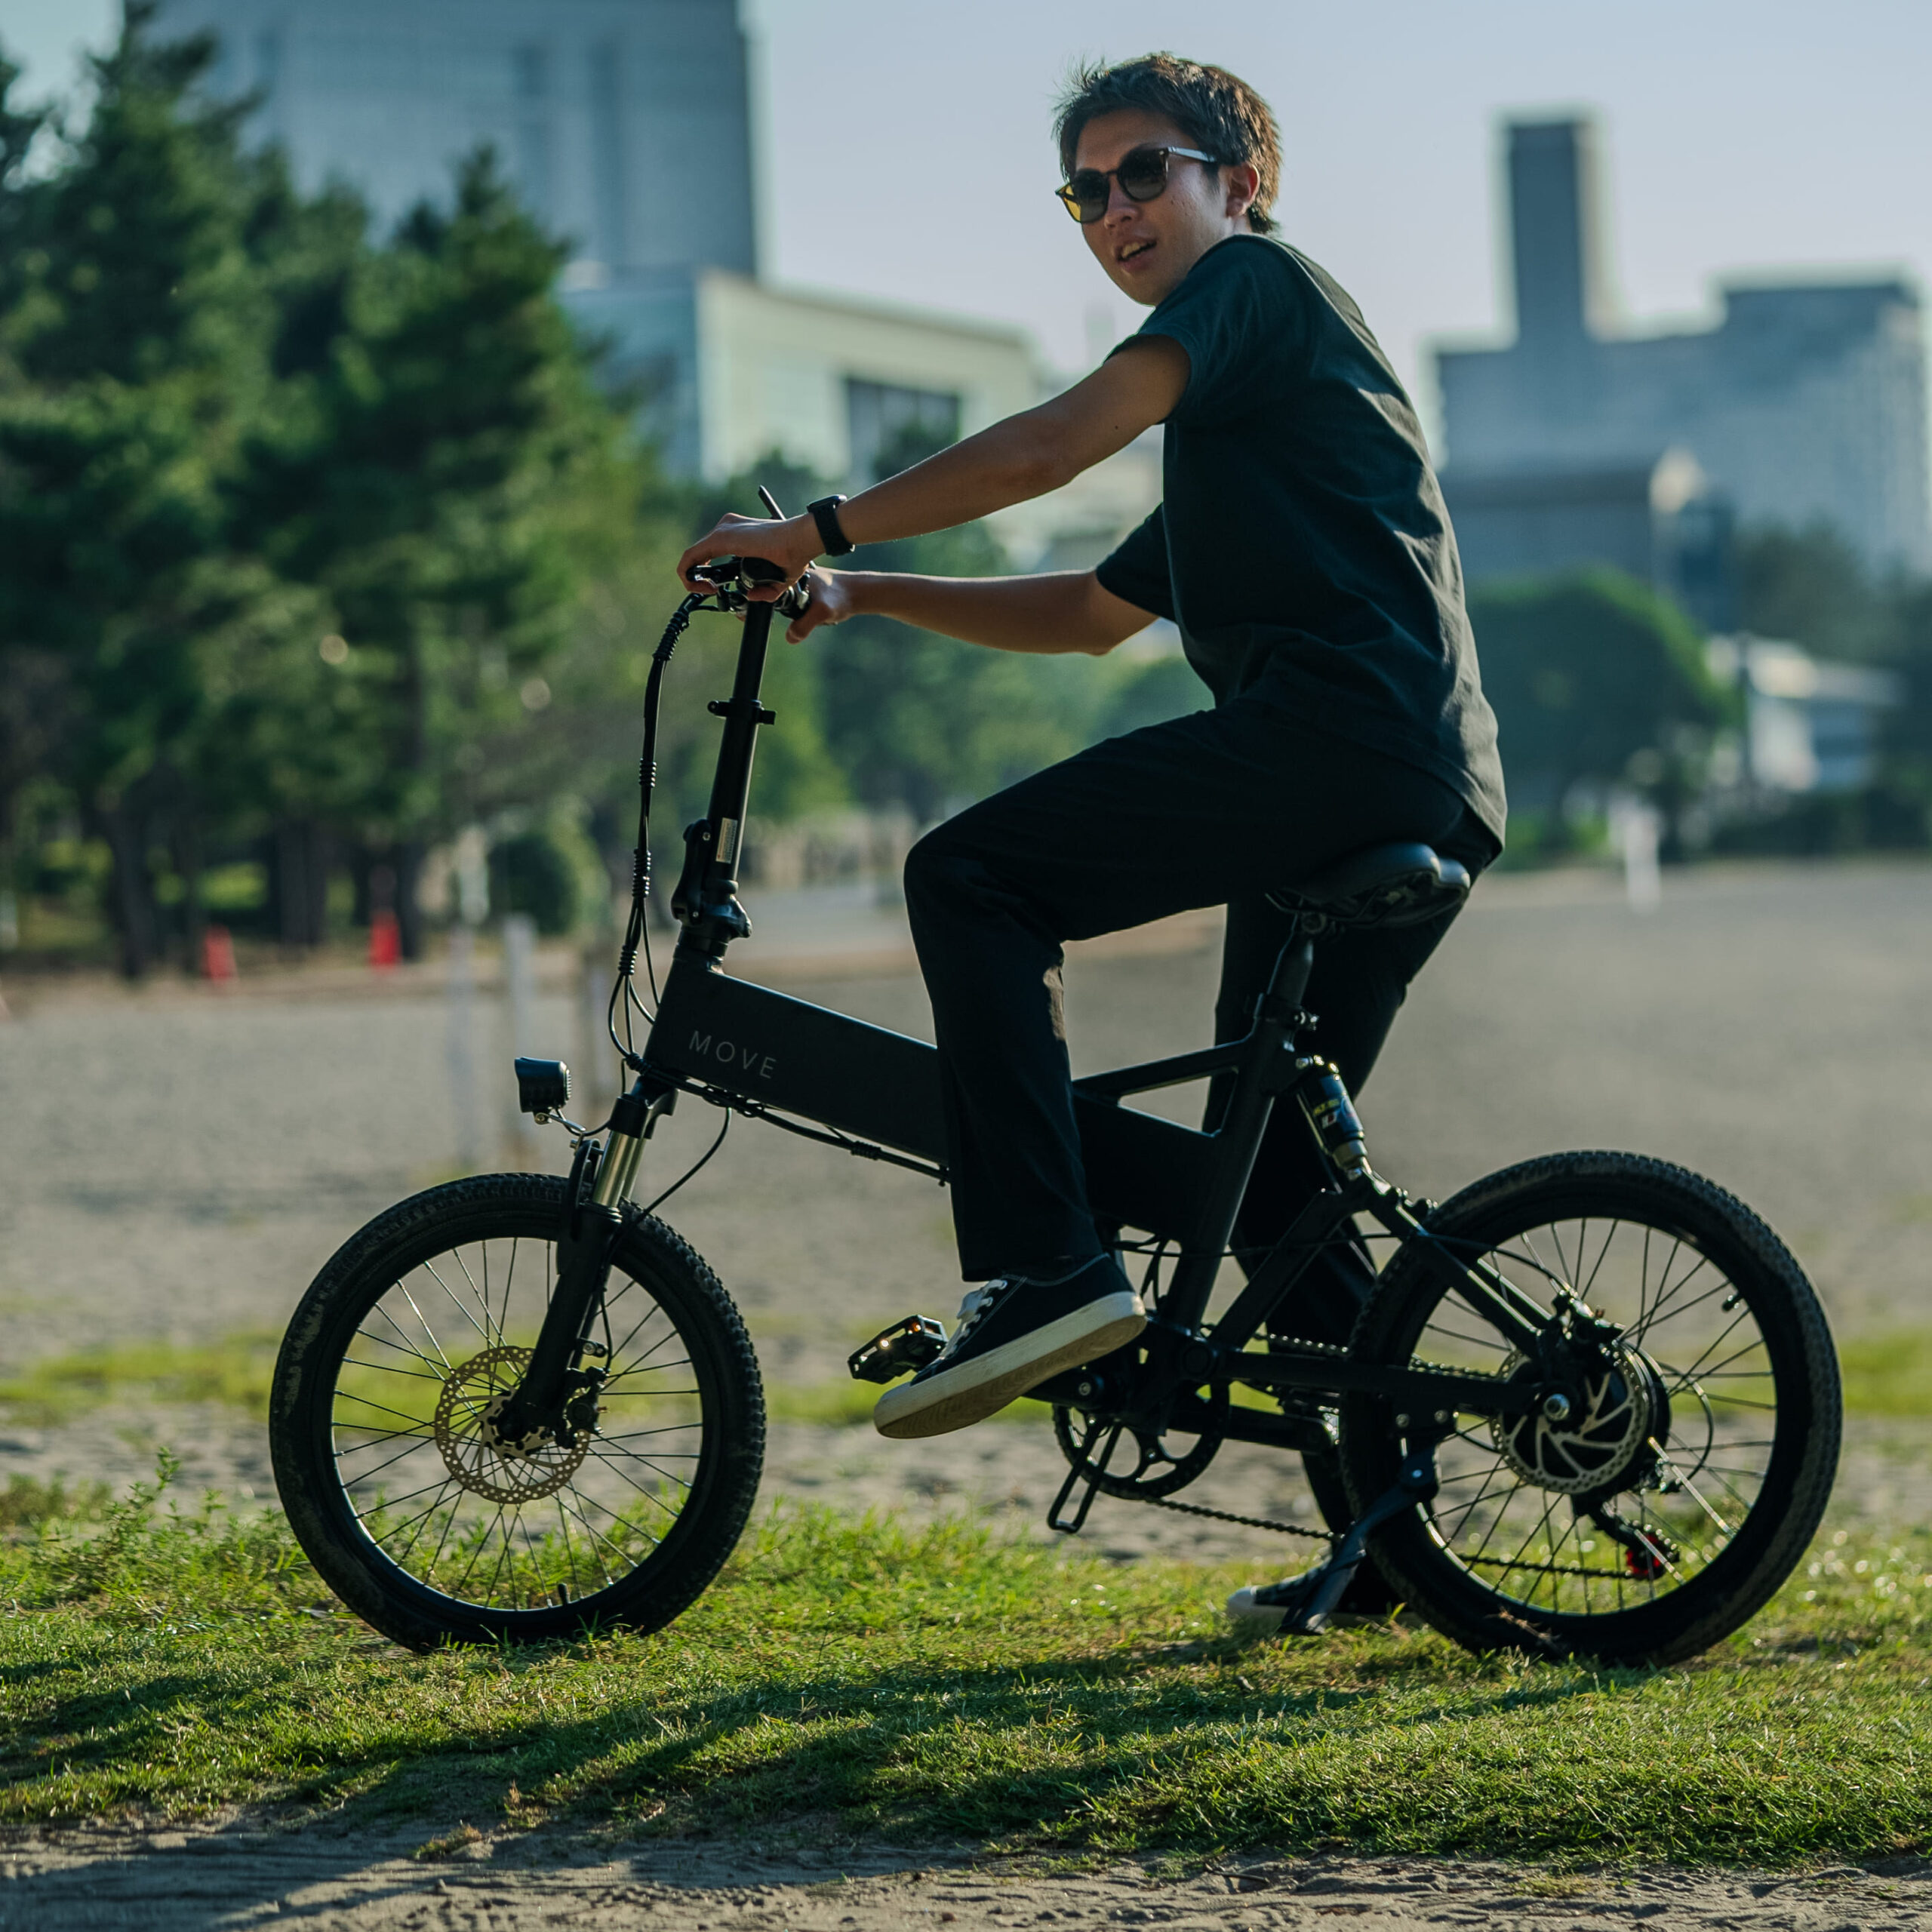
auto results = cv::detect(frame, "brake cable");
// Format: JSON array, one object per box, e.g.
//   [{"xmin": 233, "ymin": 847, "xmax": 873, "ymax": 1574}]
[{"xmin": 609, "ymin": 592, "xmax": 704, "ymax": 1062}]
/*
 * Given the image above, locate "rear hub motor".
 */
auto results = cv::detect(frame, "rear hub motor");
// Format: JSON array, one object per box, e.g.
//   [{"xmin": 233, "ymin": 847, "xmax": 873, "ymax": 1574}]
[{"xmin": 1491, "ymin": 1344, "xmax": 1666, "ymax": 1497}]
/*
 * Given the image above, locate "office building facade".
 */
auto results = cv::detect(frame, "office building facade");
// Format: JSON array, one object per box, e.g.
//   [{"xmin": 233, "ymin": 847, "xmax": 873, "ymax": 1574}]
[
  {"xmin": 156, "ymin": 0, "xmax": 1158, "ymax": 562},
  {"xmin": 155, "ymin": 0, "xmax": 756, "ymax": 280},
  {"xmin": 1436, "ymin": 118, "xmax": 1930, "ymax": 574}
]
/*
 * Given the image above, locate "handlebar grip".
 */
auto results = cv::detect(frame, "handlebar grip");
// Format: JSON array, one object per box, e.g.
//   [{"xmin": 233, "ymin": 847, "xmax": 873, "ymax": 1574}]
[{"xmin": 738, "ymin": 554, "xmax": 787, "ymax": 586}]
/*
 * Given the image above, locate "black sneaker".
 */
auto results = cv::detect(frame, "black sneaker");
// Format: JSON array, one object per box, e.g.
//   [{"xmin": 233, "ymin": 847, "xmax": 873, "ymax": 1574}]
[{"xmin": 872, "ymin": 1257, "xmax": 1145, "ymax": 1440}]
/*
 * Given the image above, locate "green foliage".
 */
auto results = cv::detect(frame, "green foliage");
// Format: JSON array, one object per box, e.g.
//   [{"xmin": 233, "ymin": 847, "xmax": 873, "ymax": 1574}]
[
  {"xmin": 2, "ymin": 1479, "xmax": 1931, "ymax": 1864},
  {"xmin": 1469, "ymin": 570, "xmax": 1732, "ymax": 848},
  {"xmin": 817, "ymin": 520, "xmax": 1110, "ymax": 823},
  {"xmin": 0, "ymin": 7, "xmax": 676, "ymax": 968},
  {"xmin": 1737, "ymin": 523, "xmax": 1896, "ymax": 663},
  {"xmin": 489, "ymin": 829, "xmax": 579, "ymax": 937},
  {"xmin": 1100, "ymin": 654, "xmax": 1208, "ymax": 740}
]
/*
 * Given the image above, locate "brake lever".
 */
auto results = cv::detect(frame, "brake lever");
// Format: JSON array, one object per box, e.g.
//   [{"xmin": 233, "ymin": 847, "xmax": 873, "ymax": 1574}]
[{"xmin": 691, "ymin": 554, "xmax": 811, "ymax": 620}]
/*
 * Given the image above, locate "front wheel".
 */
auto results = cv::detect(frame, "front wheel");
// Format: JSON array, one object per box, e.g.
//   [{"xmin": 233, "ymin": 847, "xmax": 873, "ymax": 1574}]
[
  {"xmin": 271, "ymin": 1174, "xmax": 764, "ymax": 1649},
  {"xmin": 1338, "ymin": 1152, "xmax": 1838, "ymax": 1664}
]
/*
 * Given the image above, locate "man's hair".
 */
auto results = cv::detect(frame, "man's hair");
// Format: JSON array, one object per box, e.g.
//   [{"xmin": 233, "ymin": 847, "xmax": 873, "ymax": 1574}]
[{"xmin": 1053, "ymin": 53, "xmax": 1281, "ymax": 235}]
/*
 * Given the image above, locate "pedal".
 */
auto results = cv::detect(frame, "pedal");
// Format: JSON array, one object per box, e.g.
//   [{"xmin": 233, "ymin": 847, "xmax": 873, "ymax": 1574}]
[{"xmin": 848, "ymin": 1315, "xmax": 946, "ymax": 1385}]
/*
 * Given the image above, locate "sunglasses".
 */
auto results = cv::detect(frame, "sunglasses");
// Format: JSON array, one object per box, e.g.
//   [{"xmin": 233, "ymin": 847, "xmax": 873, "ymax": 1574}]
[{"xmin": 1056, "ymin": 144, "xmax": 1221, "ymax": 224}]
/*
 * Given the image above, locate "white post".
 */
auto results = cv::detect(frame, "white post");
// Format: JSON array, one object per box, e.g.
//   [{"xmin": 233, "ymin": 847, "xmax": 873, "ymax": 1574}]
[
  {"xmin": 446, "ymin": 924, "xmax": 482, "ymax": 1174},
  {"xmin": 579, "ymin": 937, "xmax": 611, "ymax": 1103},
  {"xmin": 502, "ymin": 912, "xmax": 540, "ymax": 1167},
  {"xmin": 1610, "ymin": 795, "xmax": 1663, "ymax": 912}
]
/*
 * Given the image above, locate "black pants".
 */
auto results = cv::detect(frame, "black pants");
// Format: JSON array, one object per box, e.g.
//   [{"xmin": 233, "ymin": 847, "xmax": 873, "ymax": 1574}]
[{"xmin": 904, "ymin": 681, "xmax": 1492, "ymax": 1322}]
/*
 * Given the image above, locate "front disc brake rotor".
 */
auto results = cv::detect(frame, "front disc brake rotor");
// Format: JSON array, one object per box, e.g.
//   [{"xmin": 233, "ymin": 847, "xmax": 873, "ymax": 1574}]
[{"xmin": 433, "ymin": 1344, "xmax": 589, "ymax": 1503}]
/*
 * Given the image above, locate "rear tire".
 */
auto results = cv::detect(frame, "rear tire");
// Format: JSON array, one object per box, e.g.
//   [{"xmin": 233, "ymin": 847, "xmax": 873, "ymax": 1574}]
[
  {"xmin": 271, "ymin": 1174, "xmax": 764, "ymax": 1650},
  {"xmin": 1337, "ymin": 1152, "xmax": 1838, "ymax": 1664}
]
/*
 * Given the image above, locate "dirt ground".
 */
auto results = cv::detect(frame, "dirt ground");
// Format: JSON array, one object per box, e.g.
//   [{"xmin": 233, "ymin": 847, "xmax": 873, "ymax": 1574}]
[
  {"xmin": 3, "ymin": 860, "xmax": 1932, "ymax": 1920},
  {"xmin": 1, "ymin": 858, "xmax": 1929, "ymax": 1535},
  {"xmin": 3, "ymin": 1819, "xmax": 1930, "ymax": 1930}
]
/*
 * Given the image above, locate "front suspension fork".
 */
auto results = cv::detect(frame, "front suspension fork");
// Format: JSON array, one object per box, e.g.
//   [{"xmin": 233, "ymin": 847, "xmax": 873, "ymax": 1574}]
[{"xmin": 494, "ymin": 1078, "xmax": 676, "ymax": 1441}]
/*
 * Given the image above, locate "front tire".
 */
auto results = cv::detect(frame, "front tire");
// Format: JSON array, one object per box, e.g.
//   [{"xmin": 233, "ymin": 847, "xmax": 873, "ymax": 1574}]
[
  {"xmin": 1338, "ymin": 1152, "xmax": 1838, "ymax": 1664},
  {"xmin": 271, "ymin": 1174, "xmax": 764, "ymax": 1649}
]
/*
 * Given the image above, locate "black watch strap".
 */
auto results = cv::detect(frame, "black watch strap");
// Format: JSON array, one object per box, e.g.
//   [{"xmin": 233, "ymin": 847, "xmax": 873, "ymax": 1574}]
[{"xmin": 806, "ymin": 494, "xmax": 855, "ymax": 557}]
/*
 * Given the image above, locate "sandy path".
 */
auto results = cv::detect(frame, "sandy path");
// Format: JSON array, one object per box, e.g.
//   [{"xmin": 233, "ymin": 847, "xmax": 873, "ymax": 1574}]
[
  {"xmin": 4, "ymin": 861, "xmax": 1932, "ymax": 1537},
  {"xmin": 2, "ymin": 1823, "xmax": 1927, "ymax": 1929}
]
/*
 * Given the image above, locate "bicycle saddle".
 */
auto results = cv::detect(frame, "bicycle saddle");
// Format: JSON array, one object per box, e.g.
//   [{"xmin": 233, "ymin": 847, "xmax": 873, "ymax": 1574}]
[{"xmin": 1266, "ymin": 841, "xmax": 1471, "ymax": 931}]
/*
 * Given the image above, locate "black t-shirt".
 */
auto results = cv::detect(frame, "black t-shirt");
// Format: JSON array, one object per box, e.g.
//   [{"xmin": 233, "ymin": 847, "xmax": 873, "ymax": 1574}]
[{"xmin": 1095, "ymin": 234, "xmax": 1506, "ymax": 847}]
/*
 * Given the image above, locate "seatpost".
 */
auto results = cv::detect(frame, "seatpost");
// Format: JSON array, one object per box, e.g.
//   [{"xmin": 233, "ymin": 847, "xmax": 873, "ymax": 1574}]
[
  {"xmin": 672, "ymin": 597, "xmax": 777, "ymax": 960},
  {"xmin": 1165, "ymin": 919, "xmax": 1319, "ymax": 1318}
]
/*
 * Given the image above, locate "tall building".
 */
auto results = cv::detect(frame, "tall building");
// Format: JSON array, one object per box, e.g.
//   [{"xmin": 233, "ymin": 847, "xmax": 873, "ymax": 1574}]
[
  {"xmin": 153, "ymin": 0, "xmax": 1160, "ymax": 565},
  {"xmin": 154, "ymin": 0, "xmax": 756, "ymax": 279},
  {"xmin": 1435, "ymin": 117, "xmax": 1930, "ymax": 574}
]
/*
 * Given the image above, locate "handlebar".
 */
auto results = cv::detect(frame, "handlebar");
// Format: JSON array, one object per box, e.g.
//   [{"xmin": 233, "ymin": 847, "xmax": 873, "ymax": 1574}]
[{"xmin": 688, "ymin": 552, "xmax": 811, "ymax": 619}]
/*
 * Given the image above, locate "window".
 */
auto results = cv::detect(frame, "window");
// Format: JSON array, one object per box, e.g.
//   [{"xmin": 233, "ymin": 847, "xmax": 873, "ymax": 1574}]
[{"xmin": 845, "ymin": 380, "xmax": 961, "ymax": 487}]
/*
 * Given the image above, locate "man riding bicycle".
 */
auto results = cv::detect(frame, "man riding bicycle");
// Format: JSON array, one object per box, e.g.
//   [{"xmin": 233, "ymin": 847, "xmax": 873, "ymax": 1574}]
[{"xmin": 677, "ymin": 53, "xmax": 1506, "ymax": 1443}]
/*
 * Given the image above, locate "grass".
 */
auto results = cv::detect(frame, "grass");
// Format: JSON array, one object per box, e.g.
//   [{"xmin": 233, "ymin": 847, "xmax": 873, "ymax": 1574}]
[
  {"xmin": 1838, "ymin": 1331, "xmax": 1932, "ymax": 1417},
  {"xmin": 0, "ymin": 1335, "xmax": 280, "ymax": 1425},
  {"xmin": 1, "ymin": 1457, "xmax": 1930, "ymax": 1865},
  {"xmin": 16, "ymin": 1326, "xmax": 1932, "ymax": 1431}
]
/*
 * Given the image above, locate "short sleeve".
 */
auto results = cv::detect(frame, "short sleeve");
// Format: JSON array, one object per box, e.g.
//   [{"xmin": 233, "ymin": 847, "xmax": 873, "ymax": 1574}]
[
  {"xmin": 1128, "ymin": 237, "xmax": 1311, "ymax": 420},
  {"xmin": 1094, "ymin": 506, "xmax": 1174, "ymax": 621}
]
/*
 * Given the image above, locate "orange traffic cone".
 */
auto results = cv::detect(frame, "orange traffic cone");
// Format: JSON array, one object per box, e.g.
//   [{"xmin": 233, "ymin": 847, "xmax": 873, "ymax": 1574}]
[
  {"xmin": 203, "ymin": 924, "xmax": 238, "ymax": 985},
  {"xmin": 369, "ymin": 909, "xmax": 401, "ymax": 971}
]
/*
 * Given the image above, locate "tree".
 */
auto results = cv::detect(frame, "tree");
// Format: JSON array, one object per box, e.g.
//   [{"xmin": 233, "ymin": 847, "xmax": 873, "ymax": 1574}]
[
  {"xmin": 0, "ymin": 5, "xmax": 272, "ymax": 973},
  {"xmin": 1736, "ymin": 522, "xmax": 1895, "ymax": 662},
  {"xmin": 245, "ymin": 151, "xmax": 626, "ymax": 955},
  {"xmin": 1469, "ymin": 569, "xmax": 1733, "ymax": 853}
]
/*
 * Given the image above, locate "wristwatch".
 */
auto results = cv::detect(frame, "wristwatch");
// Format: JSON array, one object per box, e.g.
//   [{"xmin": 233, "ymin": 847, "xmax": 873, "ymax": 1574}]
[{"xmin": 805, "ymin": 494, "xmax": 855, "ymax": 557}]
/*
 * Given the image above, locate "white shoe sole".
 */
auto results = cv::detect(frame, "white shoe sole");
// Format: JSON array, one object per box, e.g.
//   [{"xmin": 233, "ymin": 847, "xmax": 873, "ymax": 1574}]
[
  {"xmin": 1226, "ymin": 1585, "xmax": 1290, "ymax": 1632},
  {"xmin": 872, "ymin": 1293, "xmax": 1146, "ymax": 1440}
]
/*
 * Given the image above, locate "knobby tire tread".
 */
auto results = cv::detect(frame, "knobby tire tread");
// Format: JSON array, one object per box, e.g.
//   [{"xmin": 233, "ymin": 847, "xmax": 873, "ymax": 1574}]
[
  {"xmin": 271, "ymin": 1173, "xmax": 764, "ymax": 1651},
  {"xmin": 1338, "ymin": 1151, "xmax": 1839, "ymax": 1664}
]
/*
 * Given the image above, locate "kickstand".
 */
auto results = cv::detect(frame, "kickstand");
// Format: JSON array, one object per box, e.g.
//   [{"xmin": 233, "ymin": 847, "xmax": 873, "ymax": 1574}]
[
  {"xmin": 1047, "ymin": 1417, "xmax": 1122, "ymax": 1535},
  {"xmin": 1250, "ymin": 1449, "xmax": 1439, "ymax": 1635}
]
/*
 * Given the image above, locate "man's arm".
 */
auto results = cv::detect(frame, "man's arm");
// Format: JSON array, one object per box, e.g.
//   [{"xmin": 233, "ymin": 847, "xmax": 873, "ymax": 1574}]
[
  {"xmin": 783, "ymin": 565, "xmax": 1155, "ymax": 654},
  {"xmin": 676, "ymin": 337, "xmax": 1189, "ymax": 595}
]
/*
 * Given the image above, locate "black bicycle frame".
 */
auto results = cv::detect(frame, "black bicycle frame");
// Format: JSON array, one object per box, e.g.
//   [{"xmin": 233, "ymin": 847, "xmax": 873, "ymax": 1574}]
[{"xmin": 520, "ymin": 590, "xmax": 1553, "ymax": 1441}]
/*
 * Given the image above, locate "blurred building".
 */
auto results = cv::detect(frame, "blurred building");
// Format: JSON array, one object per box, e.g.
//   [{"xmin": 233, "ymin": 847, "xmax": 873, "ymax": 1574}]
[
  {"xmin": 1706, "ymin": 636, "xmax": 1902, "ymax": 793},
  {"xmin": 156, "ymin": 0, "xmax": 757, "ymax": 277},
  {"xmin": 1444, "ymin": 448, "xmax": 1736, "ymax": 632},
  {"xmin": 157, "ymin": 0, "xmax": 1155, "ymax": 565},
  {"xmin": 1436, "ymin": 117, "xmax": 1930, "ymax": 576}
]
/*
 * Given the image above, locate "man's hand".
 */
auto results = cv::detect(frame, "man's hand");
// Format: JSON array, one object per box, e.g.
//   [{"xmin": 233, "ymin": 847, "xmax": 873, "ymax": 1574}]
[
  {"xmin": 678, "ymin": 510, "xmax": 820, "ymax": 600},
  {"xmin": 783, "ymin": 568, "xmax": 857, "ymax": 642}
]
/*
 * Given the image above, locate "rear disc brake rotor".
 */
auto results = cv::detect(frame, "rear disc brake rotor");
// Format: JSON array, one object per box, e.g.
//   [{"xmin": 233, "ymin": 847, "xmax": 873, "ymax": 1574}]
[{"xmin": 1490, "ymin": 1345, "xmax": 1663, "ymax": 1497}]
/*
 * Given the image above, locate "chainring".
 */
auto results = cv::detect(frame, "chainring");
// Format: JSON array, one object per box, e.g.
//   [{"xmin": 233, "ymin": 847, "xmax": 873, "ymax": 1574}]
[
  {"xmin": 433, "ymin": 1344, "xmax": 590, "ymax": 1504},
  {"xmin": 1051, "ymin": 1382, "xmax": 1229, "ymax": 1500}
]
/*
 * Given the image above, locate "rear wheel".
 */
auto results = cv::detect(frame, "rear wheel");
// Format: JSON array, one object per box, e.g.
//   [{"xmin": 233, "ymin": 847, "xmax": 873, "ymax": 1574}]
[
  {"xmin": 1338, "ymin": 1152, "xmax": 1838, "ymax": 1663},
  {"xmin": 271, "ymin": 1174, "xmax": 763, "ymax": 1649}
]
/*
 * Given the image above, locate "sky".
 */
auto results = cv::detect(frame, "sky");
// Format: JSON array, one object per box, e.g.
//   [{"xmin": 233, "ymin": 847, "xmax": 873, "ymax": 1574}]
[{"xmin": 5, "ymin": 0, "xmax": 1930, "ymax": 428}]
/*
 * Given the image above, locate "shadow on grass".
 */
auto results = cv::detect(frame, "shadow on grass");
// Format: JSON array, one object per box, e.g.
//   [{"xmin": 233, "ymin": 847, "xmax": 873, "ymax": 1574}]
[{"xmin": 0, "ymin": 1632, "xmax": 1630, "ymax": 1855}]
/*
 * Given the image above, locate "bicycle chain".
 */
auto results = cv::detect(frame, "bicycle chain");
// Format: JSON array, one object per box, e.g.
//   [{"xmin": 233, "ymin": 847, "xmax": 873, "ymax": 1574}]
[
  {"xmin": 1055, "ymin": 1336, "xmax": 1355, "ymax": 1545},
  {"xmin": 1134, "ymin": 1490, "xmax": 1337, "ymax": 1542}
]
